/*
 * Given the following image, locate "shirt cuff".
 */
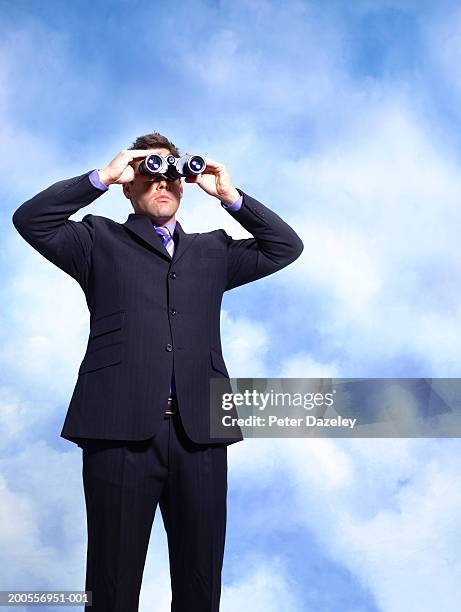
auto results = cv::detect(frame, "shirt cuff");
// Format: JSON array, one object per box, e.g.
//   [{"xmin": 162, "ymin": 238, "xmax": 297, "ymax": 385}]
[
  {"xmin": 221, "ymin": 195, "xmax": 243, "ymax": 211},
  {"xmin": 89, "ymin": 169, "xmax": 109, "ymax": 191}
]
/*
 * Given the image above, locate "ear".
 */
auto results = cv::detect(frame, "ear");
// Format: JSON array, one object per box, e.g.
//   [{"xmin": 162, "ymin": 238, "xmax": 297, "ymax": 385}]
[
  {"xmin": 122, "ymin": 183, "xmax": 131, "ymax": 200},
  {"xmin": 179, "ymin": 179, "xmax": 184, "ymax": 199}
]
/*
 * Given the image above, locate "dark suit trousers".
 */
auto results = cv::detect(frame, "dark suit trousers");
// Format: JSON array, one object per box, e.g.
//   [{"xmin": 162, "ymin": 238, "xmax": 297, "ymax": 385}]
[{"xmin": 81, "ymin": 411, "xmax": 228, "ymax": 612}]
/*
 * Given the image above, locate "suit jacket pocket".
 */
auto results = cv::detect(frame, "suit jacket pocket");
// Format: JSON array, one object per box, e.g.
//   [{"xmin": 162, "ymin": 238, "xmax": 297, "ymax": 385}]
[
  {"xmin": 210, "ymin": 349, "xmax": 229, "ymax": 377},
  {"xmin": 79, "ymin": 343, "xmax": 122, "ymax": 374},
  {"xmin": 90, "ymin": 310, "xmax": 125, "ymax": 338},
  {"xmin": 86, "ymin": 310, "xmax": 125, "ymax": 355}
]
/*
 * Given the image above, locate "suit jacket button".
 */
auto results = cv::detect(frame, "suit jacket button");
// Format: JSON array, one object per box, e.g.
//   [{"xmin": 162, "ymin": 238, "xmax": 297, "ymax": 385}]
[
  {"xmin": 170, "ymin": 309, "xmax": 177, "ymax": 316},
  {"xmin": 165, "ymin": 343, "xmax": 173, "ymax": 352},
  {"xmin": 169, "ymin": 272, "xmax": 177, "ymax": 279}
]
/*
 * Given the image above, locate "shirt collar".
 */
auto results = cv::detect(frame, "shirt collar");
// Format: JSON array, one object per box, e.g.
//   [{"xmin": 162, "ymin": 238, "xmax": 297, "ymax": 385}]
[{"xmin": 153, "ymin": 219, "xmax": 176, "ymax": 237}]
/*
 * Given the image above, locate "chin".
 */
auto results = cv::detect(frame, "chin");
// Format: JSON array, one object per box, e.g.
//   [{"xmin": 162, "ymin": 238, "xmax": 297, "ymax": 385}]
[{"xmin": 154, "ymin": 207, "xmax": 173, "ymax": 217}]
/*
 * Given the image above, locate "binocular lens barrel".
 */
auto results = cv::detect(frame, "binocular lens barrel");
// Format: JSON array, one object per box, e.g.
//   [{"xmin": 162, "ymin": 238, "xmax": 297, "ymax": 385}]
[
  {"xmin": 176, "ymin": 154, "xmax": 206, "ymax": 177},
  {"xmin": 138, "ymin": 154, "xmax": 168, "ymax": 176},
  {"xmin": 187, "ymin": 155, "xmax": 206, "ymax": 174}
]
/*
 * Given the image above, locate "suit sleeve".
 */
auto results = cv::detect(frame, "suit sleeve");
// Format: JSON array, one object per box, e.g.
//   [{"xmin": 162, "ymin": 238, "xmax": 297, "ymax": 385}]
[
  {"xmin": 11, "ymin": 171, "xmax": 106, "ymax": 284},
  {"xmin": 224, "ymin": 189, "xmax": 304, "ymax": 291}
]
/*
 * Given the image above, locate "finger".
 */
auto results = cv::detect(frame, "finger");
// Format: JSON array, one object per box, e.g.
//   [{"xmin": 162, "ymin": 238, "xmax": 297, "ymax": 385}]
[
  {"xmin": 127, "ymin": 149, "xmax": 164, "ymax": 159},
  {"xmin": 115, "ymin": 166, "xmax": 135, "ymax": 183},
  {"xmin": 203, "ymin": 157, "xmax": 222, "ymax": 169}
]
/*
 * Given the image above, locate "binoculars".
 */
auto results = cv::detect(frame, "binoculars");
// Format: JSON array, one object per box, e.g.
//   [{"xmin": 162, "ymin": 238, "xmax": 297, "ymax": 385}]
[{"xmin": 138, "ymin": 153, "xmax": 206, "ymax": 181}]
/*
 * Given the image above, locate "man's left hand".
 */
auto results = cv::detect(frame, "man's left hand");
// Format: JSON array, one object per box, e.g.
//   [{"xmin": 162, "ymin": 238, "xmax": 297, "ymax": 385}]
[{"xmin": 184, "ymin": 153, "xmax": 240, "ymax": 205}]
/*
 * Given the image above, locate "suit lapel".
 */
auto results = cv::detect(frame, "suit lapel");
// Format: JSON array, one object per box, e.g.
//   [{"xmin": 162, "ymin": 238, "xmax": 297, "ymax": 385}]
[
  {"xmin": 122, "ymin": 215, "xmax": 198, "ymax": 263},
  {"xmin": 172, "ymin": 221, "xmax": 198, "ymax": 264},
  {"xmin": 122, "ymin": 213, "xmax": 169, "ymax": 260}
]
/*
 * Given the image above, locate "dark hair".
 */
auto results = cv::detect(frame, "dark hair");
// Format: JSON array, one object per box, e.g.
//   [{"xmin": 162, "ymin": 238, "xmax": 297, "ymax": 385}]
[{"xmin": 128, "ymin": 132, "xmax": 180, "ymax": 157}]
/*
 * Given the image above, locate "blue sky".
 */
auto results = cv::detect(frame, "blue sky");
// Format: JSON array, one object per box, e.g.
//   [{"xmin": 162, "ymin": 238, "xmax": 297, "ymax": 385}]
[{"xmin": 2, "ymin": 0, "xmax": 461, "ymax": 610}]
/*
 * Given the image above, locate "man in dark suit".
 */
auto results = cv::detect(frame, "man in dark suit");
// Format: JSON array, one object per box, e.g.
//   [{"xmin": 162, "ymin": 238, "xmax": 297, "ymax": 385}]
[{"xmin": 12, "ymin": 132, "xmax": 303, "ymax": 611}]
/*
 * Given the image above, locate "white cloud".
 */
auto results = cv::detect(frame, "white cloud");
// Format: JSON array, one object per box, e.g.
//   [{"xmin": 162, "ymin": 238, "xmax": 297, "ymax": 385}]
[
  {"xmin": 0, "ymin": 441, "xmax": 86, "ymax": 589},
  {"xmin": 229, "ymin": 436, "xmax": 353, "ymax": 493},
  {"xmin": 279, "ymin": 352, "xmax": 340, "ymax": 377},
  {"xmin": 221, "ymin": 554, "xmax": 303, "ymax": 612},
  {"xmin": 175, "ymin": 3, "xmax": 346, "ymax": 117},
  {"xmin": 332, "ymin": 442, "xmax": 461, "ymax": 612},
  {"xmin": 0, "ymin": 386, "xmax": 46, "ymax": 449},
  {"xmin": 280, "ymin": 101, "xmax": 461, "ymax": 375},
  {"xmin": 230, "ymin": 437, "xmax": 461, "ymax": 612},
  {"xmin": 1, "ymin": 240, "xmax": 89, "ymax": 398},
  {"xmin": 220, "ymin": 309, "xmax": 270, "ymax": 377}
]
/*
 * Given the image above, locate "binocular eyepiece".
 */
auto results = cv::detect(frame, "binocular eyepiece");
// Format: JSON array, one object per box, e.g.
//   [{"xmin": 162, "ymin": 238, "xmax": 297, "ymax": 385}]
[{"xmin": 138, "ymin": 153, "xmax": 206, "ymax": 181}]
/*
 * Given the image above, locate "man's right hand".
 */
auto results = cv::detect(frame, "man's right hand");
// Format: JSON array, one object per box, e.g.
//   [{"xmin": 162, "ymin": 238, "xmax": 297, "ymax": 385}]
[{"xmin": 98, "ymin": 150, "xmax": 161, "ymax": 186}]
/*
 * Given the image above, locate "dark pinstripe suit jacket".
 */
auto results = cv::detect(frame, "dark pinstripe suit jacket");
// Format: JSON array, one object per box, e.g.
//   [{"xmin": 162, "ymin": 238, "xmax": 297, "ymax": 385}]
[{"xmin": 12, "ymin": 171, "xmax": 303, "ymax": 446}]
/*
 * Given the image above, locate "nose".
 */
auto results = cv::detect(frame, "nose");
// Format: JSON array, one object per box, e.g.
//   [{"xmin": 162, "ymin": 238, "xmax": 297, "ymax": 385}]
[{"xmin": 155, "ymin": 177, "xmax": 170, "ymax": 189}]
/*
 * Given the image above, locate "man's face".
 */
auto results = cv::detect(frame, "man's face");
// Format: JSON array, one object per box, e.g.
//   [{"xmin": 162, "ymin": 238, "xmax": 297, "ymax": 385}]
[{"xmin": 122, "ymin": 147, "xmax": 183, "ymax": 225}]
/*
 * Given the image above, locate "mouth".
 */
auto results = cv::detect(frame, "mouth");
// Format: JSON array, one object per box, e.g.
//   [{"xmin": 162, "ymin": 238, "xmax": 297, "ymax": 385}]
[{"xmin": 156, "ymin": 195, "xmax": 172, "ymax": 202}]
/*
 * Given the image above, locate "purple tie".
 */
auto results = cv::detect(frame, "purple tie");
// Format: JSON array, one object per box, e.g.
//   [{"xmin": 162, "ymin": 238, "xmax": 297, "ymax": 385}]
[{"xmin": 154, "ymin": 226, "xmax": 175, "ymax": 257}]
